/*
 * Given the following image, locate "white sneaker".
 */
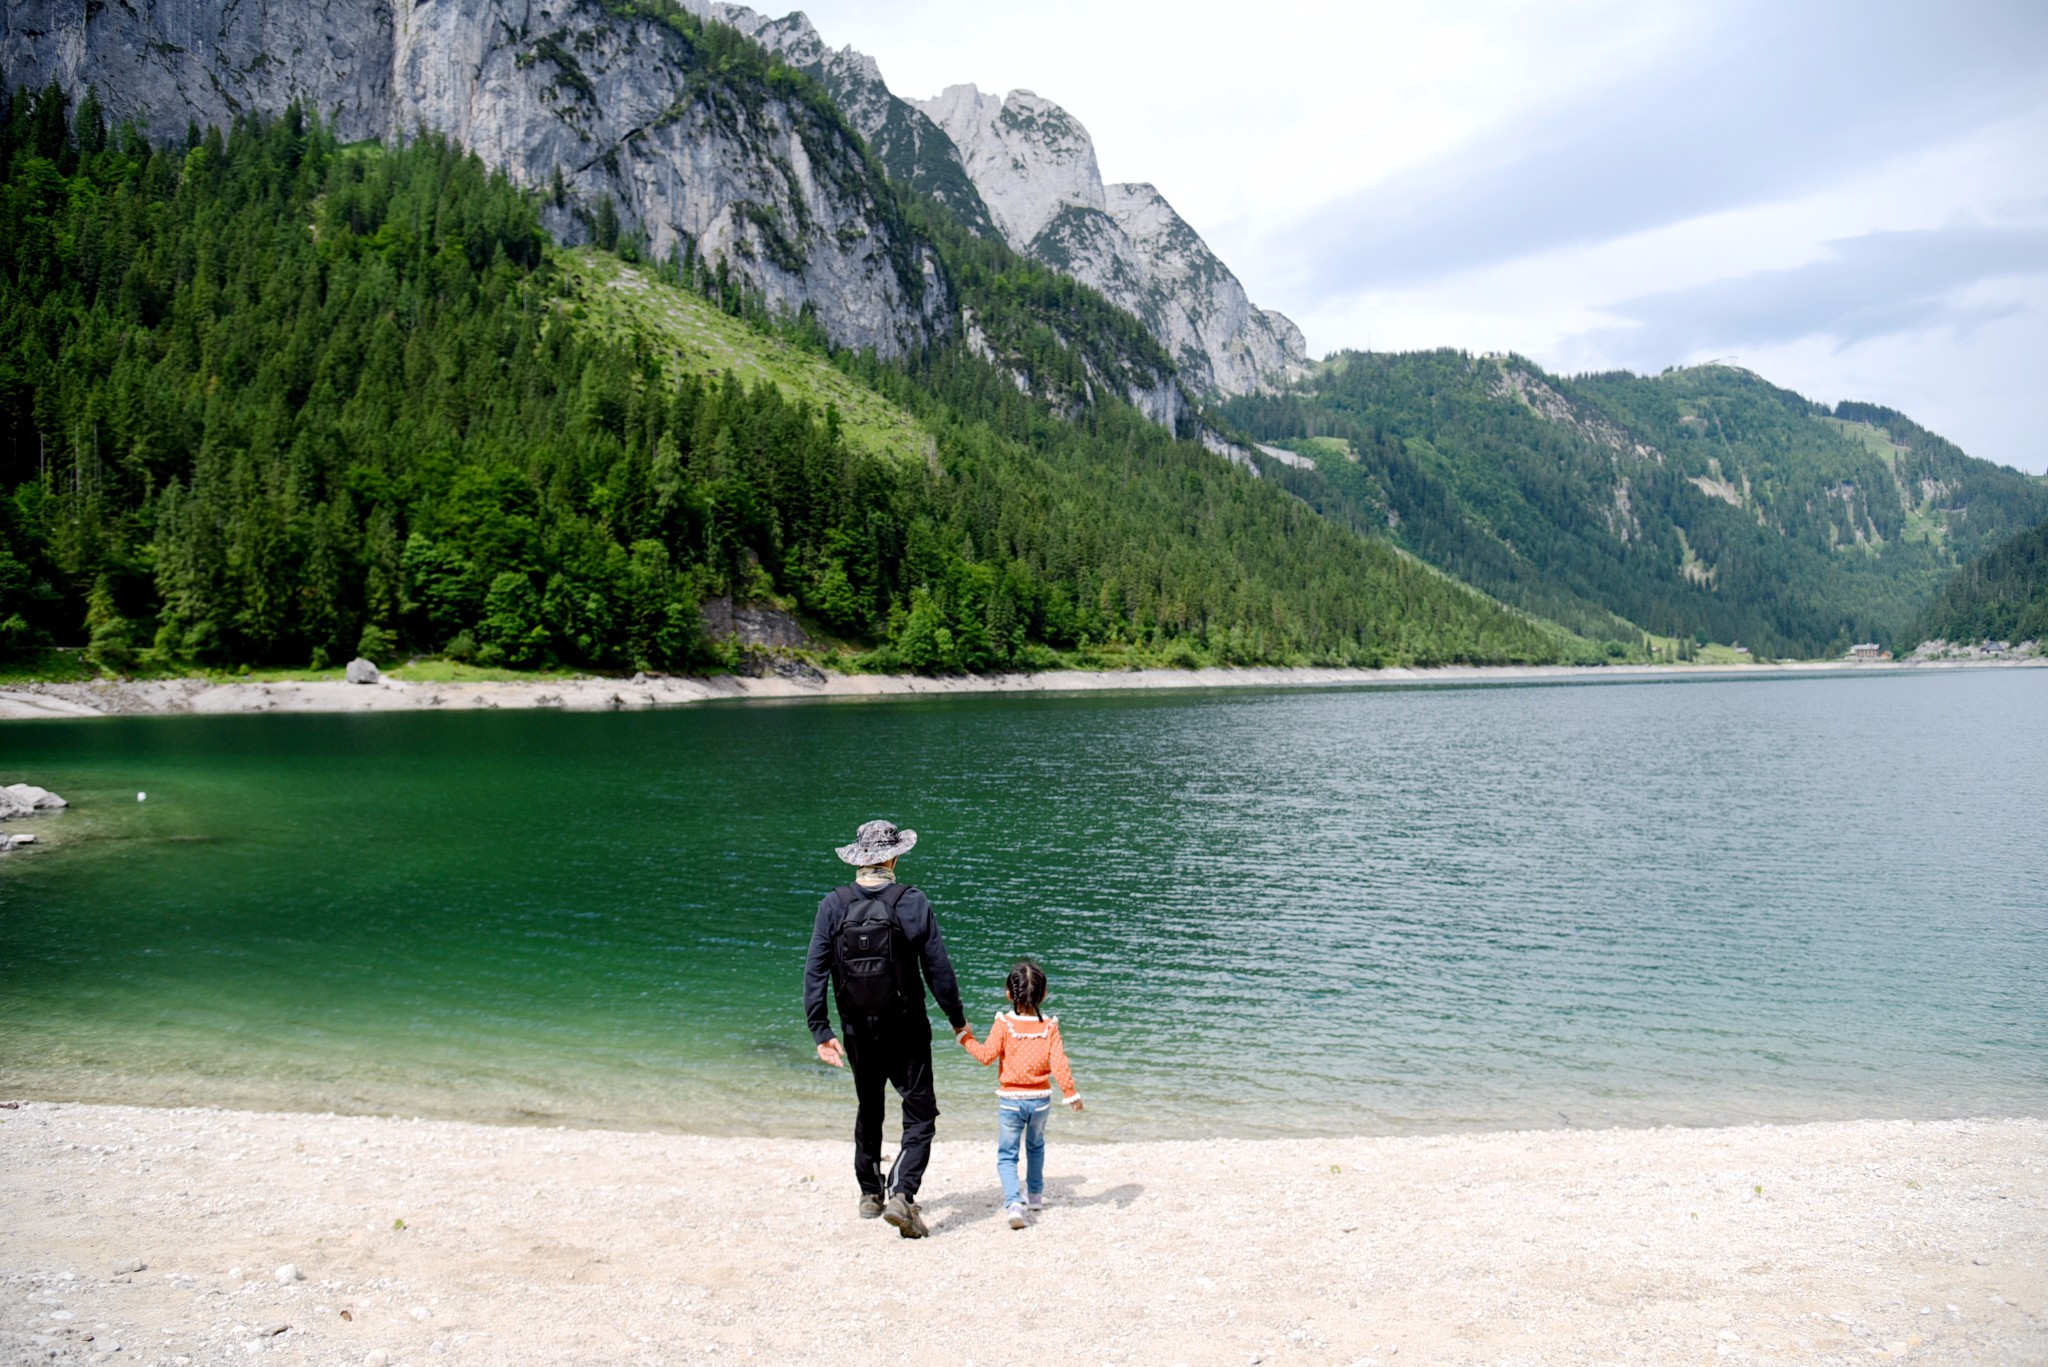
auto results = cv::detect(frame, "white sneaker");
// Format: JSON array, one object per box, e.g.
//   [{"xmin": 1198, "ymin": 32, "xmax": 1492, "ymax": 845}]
[{"xmin": 1005, "ymin": 1202, "xmax": 1029, "ymax": 1230}]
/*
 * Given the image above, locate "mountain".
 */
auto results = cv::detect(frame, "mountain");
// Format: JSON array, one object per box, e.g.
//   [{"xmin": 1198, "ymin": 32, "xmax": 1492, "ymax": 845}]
[
  {"xmin": 0, "ymin": 92, "xmax": 1572, "ymax": 675},
  {"xmin": 1221, "ymin": 352, "xmax": 2048, "ymax": 656},
  {"xmin": 1, "ymin": 0, "xmax": 947, "ymax": 355},
  {"xmin": 664, "ymin": 2, "xmax": 1309, "ymax": 397},
  {"xmin": 4, "ymin": 0, "xmax": 1305, "ymax": 411},
  {"xmin": 1910, "ymin": 520, "xmax": 2048, "ymax": 648},
  {"xmin": 915, "ymin": 83, "xmax": 1309, "ymax": 398}
]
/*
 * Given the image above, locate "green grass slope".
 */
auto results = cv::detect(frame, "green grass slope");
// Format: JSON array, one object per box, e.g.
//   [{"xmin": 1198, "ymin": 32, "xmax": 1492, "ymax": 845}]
[{"xmin": 555, "ymin": 249, "xmax": 933, "ymax": 466}]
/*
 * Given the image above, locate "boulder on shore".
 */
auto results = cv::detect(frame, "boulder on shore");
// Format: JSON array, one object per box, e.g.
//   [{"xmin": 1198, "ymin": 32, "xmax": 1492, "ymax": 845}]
[{"xmin": 345, "ymin": 657, "xmax": 381, "ymax": 685}]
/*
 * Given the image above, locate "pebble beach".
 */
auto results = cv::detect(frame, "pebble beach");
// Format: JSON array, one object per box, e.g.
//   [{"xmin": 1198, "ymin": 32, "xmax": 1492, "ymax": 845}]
[
  {"xmin": 3, "ymin": 657, "xmax": 2041, "ymax": 722},
  {"xmin": 4, "ymin": 1102, "xmax": 2044, "ymax": 1366}
]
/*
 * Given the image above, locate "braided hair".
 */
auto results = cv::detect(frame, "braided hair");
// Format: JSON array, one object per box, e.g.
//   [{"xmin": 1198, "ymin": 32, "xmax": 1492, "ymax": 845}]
[{"xmin": 1006, "ymin": 958, "xmax": 1048, "ymax": 1019}]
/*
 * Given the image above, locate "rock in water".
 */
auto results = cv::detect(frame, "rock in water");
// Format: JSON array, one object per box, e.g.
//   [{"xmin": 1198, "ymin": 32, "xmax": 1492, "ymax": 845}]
[
  {"xmin": 2, "ymin": 783, "xmax": 67, "ymax": 810},
  {"xmin": 0, "ymin": 789, "xmax": 33, "ymax": 821},
  {"xmin": 345, "ymin": 658, "xmax": 381, "ymax": 685}
]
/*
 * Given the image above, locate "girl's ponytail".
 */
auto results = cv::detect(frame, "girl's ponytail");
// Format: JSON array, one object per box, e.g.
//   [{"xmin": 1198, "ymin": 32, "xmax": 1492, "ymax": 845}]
[{"xmin": 1006, "ymin": 959, "xmax": 1048, "ymax": 1018}]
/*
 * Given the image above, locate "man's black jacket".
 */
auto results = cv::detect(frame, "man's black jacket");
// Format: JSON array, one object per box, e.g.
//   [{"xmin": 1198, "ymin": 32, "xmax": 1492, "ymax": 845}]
[{"xmin": 804, "ymin": 882, "xmax": 968, "ymax": 1044}]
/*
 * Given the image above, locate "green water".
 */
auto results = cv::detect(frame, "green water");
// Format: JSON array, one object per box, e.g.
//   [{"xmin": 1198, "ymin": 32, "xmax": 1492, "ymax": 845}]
[{"xmin": 2, "ymin": 670, "xmax": 2044, "ymax": 1138}]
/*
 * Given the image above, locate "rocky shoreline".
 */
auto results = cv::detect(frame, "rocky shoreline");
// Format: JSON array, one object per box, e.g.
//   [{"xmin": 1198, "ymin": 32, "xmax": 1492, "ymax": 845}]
[{"xmin": 3, "ymin": 656, "xmax": 2042, "ymax": 722}]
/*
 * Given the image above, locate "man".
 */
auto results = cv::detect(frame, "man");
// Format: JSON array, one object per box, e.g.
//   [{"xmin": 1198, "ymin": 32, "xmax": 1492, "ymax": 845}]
[{"xmin": 803, "ymin": 818, "xmax": 970, "ymax": 1239}]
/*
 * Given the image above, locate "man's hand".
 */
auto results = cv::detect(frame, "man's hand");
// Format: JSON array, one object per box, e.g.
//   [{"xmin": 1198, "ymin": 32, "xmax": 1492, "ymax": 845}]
[{"xmin": 817, "ymin": 1039, "xmax": 845, "ymax": 1068}]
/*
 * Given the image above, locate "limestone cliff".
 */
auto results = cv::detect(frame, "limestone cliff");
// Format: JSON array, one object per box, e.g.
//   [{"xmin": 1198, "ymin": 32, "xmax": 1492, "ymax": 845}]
[
  {"xmin": 917, "ymin": 84, "xmax": 1310, "ymax": 396},
  {"xmin": 677, "ymin": 2, "xmax": 997, "ymax": 239},
  {"xmin": 678, "ymin": 8, "xmax": 1308, "ymax": 398},
  {"xmin": 0, "ymin": 0, "xmax": 946, "ymax": 355}
]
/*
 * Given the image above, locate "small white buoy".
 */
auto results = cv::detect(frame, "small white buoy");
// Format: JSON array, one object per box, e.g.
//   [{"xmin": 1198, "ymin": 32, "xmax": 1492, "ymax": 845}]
[{"xmin": 137, "ymin": 792, "xmax": 146, "ymax": 802}]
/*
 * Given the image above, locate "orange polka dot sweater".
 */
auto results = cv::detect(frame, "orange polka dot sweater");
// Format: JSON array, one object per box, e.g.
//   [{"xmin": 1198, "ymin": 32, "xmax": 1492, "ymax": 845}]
[{"xmin": 959, "ymin": 1011, "xmax": 1081, "ymax": 1105}]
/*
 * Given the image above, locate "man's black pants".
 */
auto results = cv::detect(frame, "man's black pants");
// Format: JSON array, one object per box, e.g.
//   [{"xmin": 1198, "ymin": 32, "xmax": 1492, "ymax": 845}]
[{"xmin": 843, "ymin": 1014, "xmax": 938, "ymax": 1200}]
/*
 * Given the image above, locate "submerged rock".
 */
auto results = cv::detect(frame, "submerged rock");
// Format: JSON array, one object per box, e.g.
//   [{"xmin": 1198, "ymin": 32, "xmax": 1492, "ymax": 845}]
[
  {"xmin": 345, "ymin": 658, "xmax": 381, "ymax": 685},
  {"xmin": 0, "ymin": 784, "xmax": 66, "ymax": 828}
]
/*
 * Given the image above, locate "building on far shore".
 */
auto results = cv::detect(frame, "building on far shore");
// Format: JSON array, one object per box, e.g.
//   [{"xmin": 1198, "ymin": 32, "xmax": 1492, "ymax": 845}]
[{"xmin": 1848, "ymin": 643, "xmax": 1893, "ymax": 661}]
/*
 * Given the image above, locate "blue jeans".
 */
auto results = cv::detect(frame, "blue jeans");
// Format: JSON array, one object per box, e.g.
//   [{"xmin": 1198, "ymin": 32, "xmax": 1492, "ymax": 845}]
[{"xmin": 995, "ymin": 1096, "xmax": 1051, "ymax": 1206}]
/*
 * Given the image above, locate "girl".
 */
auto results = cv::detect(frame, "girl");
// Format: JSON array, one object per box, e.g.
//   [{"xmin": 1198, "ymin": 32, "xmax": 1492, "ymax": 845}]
[{"xmin": 958, "ymin": 959, "xmax": 1083, "ymax": 1229}]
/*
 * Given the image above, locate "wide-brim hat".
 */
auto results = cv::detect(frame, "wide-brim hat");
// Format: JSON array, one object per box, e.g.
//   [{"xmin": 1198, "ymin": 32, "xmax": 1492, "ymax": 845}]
[{"xmin": 836, "ymin": 819, "xmax": 917, "ymax": 866}]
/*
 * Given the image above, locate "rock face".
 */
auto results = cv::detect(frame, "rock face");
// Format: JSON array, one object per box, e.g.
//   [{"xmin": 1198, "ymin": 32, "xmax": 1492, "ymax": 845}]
[
  {"xmin": 682, "ymin": 6, "xmax": 1308, "ymax": 397},
  {"xmin": 916, "ymin": 85, "xmax": 1311, "ymax": 396},
  {"xmin": 0, "ymin": 0, "xmax": 946, "ymax": 356},
  {"xmin": 698, "ymin": 598, "xmax": 810, "ymax": 649},
  {"xmin": 680, "ymin": 2, "xmax": 998, "ymax": 239}
]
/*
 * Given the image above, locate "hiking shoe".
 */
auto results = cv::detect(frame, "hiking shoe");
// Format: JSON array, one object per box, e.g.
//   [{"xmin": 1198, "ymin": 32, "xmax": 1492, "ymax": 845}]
[
  {"xmin": 1005, "ymin": 1202, "xmax": 1029, "ymax": 1230},
  {"xmin": 857, "ymin": 1193, "xmax": 885, "ymax": 1220},
  {"xmin": 1025, "ymin": 1193, "xmax": 1045, "ymax": 1212},
  {"xmin": 881, "ymin": 1193, "xmax": 927, "ymax": 1239}
]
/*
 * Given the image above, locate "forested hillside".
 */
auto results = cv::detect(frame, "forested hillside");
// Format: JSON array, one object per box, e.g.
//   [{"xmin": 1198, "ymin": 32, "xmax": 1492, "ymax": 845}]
[
  {"xmin": 1910, "ymin": 520, "xmax": 2048, "ymax": 647},
  {"xmin": 1223, "ymin": 352, "xmax": 2048, "ymax": 657},
  {"xmin": 0, "ymin": 86, "xmax": 1570, "ymax": 676}
]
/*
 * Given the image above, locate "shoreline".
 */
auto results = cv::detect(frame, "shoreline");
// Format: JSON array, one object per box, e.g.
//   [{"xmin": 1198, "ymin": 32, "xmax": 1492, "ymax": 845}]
[
  {"xmin": 3, "ymin": 655, "xmax": 2041, "ymax": 722},
  {"xmin": 4, "ymin": 1101, "xmax": 2042, "ymax": 1364}
]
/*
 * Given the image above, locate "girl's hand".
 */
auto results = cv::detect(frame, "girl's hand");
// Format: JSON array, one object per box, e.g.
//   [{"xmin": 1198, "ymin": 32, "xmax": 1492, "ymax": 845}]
[{"xmin": 1070, "ymin": 1099, "xmax": 1085, "ymax": 1112}]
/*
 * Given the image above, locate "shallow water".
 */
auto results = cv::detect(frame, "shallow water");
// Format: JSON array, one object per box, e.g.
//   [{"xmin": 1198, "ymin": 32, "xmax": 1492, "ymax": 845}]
[{"xmin": 2, "ymin": 669, "xmax": 2044, "ymax": 1138}]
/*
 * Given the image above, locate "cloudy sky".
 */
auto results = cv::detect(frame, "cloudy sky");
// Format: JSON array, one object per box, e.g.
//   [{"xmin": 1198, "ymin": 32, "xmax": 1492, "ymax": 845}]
[{"xmin": 798, "ymin": 0, "xmax": 2048, "ymax": 473}]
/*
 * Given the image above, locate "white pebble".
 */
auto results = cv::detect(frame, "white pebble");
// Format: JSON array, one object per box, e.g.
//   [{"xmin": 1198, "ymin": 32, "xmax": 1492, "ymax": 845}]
[
  {"xmin": 273, "ymin": 1264, "xmax": 301, "ymax": 1285},
  {"xmin": 137, "ymin": 792, "xmax": 146, "ymax": 802},
  {"xmin": 363, "ymin": 1353, "xmax": 390, "ymax": 1367}
]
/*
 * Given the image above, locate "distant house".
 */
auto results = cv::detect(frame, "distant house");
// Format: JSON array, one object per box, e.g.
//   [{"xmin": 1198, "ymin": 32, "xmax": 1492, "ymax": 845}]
[
  {"xmin": 1848, "ymin": 643, "xmax": 1891, "ymax": 661},
  {"xmin": 1983, "ymin": 640, "xmax": 2011, "ymax": 656}
]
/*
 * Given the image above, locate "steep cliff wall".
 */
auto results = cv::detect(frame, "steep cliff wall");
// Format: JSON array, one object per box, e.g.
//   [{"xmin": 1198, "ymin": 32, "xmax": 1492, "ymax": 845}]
[
  {"xmin": 919, "ymin": 84, "xmax": 1310, "ymax": 397},
  {"xmin": 681, "ymin": 2, "xmax": 997, "ymax": 238},
  {"xmin": 671, "ymin": 5, "xmax": 1310, "ymax": 400},
  {"xmin": 0, "ymin": 0, "xmax": 946, "ymax": 355}
]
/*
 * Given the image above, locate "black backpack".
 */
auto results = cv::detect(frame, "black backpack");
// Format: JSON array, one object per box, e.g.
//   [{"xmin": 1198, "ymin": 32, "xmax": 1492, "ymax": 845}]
[{"xmin": 832, "ymin": 882, "xmax": 917, "ymax": 1018}]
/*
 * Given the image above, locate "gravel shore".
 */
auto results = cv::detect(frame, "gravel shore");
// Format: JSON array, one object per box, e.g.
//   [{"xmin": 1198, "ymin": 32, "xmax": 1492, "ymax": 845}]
[
  {"xmin": 3, "ymin": 1102, "xmax": 2042, "ymax": 1365},
  {"xmin": 4, "ymin": 658, "xmax": 2038, "ymax": 721}
]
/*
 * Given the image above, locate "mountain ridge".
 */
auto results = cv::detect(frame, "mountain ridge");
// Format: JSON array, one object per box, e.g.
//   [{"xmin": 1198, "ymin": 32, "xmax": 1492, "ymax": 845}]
[{"xmin": 1223, "ymin": 350, "xmax": 2048, "ymax": 655}]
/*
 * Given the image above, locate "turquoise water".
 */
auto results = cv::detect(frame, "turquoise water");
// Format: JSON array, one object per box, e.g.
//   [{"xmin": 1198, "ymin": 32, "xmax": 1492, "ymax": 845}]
[{"xmin": 2, "ymin": 670, "xmax": 2044, "ymax": 1138}]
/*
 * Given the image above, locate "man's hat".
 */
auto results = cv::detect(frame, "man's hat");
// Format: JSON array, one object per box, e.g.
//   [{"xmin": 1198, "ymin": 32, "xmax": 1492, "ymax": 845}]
[{"xmin": 835, "ymin": 819, "xmax": 917, "ymax": 866}]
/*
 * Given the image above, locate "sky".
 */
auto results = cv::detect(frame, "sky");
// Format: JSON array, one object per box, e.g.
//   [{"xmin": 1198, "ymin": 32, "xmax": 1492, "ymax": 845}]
[{"xmin": 793, "ymin": 0, "xmax": 2048, "ymax": 473}]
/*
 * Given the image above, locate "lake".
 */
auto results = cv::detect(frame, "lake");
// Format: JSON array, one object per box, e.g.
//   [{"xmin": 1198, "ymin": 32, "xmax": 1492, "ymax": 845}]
[{"xmin": 2, "ymin": 669, "xmax": 2043, "ymax": 1139}]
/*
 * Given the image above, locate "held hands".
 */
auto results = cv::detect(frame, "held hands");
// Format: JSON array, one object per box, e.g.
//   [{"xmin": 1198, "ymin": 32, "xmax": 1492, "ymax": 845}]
[{"xmin": 816, "ymin": 1039, "xmax": 845, "ymax": 1068}]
